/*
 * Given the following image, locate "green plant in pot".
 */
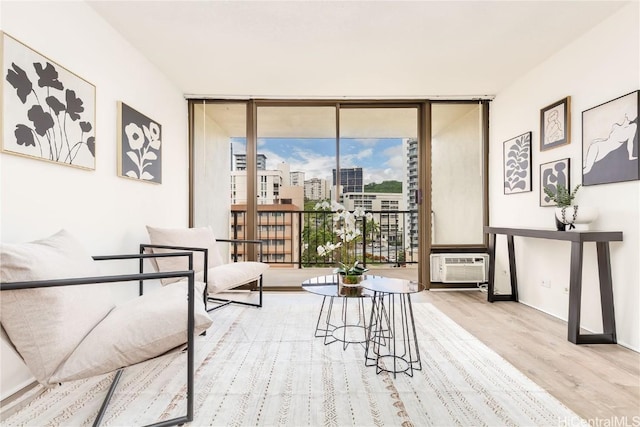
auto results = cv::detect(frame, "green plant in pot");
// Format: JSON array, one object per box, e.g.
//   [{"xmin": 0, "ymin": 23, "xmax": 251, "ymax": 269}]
[
  {"xmin": 315, "ymin": 201, "xmax": 374, "ymax": 286},
  {"xmin": 336, "ymin": 260, "xmax": 368, "ymax": 284},
  {"xmin": 544, "ymin": 184, "xmax": 581, "ymax": 208},
  {"xmin": 544, "ymin": 184, "xmax": 596, "ymax": 230}
]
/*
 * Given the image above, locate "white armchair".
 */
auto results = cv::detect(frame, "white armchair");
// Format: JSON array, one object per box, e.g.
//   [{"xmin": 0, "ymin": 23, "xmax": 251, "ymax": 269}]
[
  {"xmin": 0, "ymin": 230, "xmax": 212, "ymax": 427},
  {"xmin": 144, "ymin": 226, "xmax": 269, "ymax": 311}
]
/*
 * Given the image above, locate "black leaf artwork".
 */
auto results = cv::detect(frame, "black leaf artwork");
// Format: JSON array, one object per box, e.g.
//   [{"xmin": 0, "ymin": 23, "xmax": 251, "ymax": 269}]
[
  {"xmin": 503, "ymin": 132, "xmax": 532, "ymax": 194},
  {"xmin": 86, "ymin": 136, "xmax": 95, "ymax": 157},
  {"xmin": 2, "ymin": 33, "xmax": 96, "ymax": 169},
  {"xmin": 46, "ymin": 95, "xmax": 65, "ymax": 115},
  {"xmin": 34, "ymin": 62, "xmax": 64, "ymax": 90},
  {"xmin": 6, "ymin": 63, "xmax": 32, "ymax": 104},
  {"xmin": 14, "ymin": 124, "xmax": 36, "ymax": 147},
  {"xmin": 79, "ymin": 121, "xmax": 92, "ymax": 132},
  {"xmin": 65, "ymin": 89, "xmax": 84, "ymax": 121},
  {"xmin": 27, "ymin": 105, "xmax": 54, "ymax": 136}
]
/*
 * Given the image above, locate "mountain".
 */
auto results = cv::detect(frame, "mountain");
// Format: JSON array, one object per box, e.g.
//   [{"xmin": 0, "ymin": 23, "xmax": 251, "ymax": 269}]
[{"xmin": 364, "ymin": 180, "xmax": 402, "ymax": 193}]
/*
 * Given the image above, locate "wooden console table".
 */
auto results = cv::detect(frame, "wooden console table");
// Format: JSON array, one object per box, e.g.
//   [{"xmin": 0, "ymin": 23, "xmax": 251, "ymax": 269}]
[{"xmin": 484, "ymin": 226, "xmax": 622, "ymax": 345}]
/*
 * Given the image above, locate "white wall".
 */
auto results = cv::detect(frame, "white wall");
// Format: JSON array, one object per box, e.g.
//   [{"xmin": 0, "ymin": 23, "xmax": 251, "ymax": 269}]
[
  {"xmin": 0, "ymin": 1, "xmax": 189, "ymax": 398},
  {"xmin": 490, "ymin": 3, "xmax": 639, "ymax": 351}
]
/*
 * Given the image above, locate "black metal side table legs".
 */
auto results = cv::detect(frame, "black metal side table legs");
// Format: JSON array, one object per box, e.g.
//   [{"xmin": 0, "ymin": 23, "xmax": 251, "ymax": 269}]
[
  {"xmin": 314, "ymin": 295, "xmax": 370, "ymax": 349},
  {"xmin": 365, "ymin": 291, "xmax": 422, "ymax": 378}
]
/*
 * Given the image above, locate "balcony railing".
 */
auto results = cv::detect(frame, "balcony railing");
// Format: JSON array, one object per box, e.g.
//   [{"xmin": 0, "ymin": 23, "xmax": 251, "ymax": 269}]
[{"xmin": 230, "ymin": 210, "xmax": 418, "ymax": 268}]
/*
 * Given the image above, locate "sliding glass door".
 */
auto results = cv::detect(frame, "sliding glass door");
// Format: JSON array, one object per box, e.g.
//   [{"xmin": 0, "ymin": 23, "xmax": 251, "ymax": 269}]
[{"xmin": 189, "ymin": 99, "xmax": 487, "ymax": 287}]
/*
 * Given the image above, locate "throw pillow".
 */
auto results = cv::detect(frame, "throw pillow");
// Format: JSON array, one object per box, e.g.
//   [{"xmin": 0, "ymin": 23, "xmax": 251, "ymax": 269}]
[
  {"xmin": 51, "ymin": 279, "xmax": 212, "ymax": 383},
  {"xmin": 146, "ymin": 226, "xmax": 224, "ymax": 285},
  {"xmin": 0, "ymin": 230, "xmax": 115, "ymax": 386}
]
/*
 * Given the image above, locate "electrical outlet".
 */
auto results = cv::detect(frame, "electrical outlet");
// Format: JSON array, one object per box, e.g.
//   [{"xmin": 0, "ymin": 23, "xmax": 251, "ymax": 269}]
[
  {"xmin": 564, "ymin": 287, "xmax": 569, "ymax": 294},
  {"xmin": 541, "ymin": 279, "xmax": 551, "ymax": 288}
]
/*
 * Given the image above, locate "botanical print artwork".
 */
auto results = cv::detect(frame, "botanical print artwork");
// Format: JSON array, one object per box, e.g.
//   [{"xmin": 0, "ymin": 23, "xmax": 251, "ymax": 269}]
[
  {"xmin": 540, "ymin": 158, "xmax": 570, "ymax": 207},
  {"xmin": 503, "ymin": 132, "xmax": 532, "ymax": 194},
  {"xmin": 1, "ymin": 32, "xmax": 96, "ymax": 169},
  {"xmin": 582, "ymin": 90, "xmax": 639, "ymax": 186},
  {"xmin": 118, "ymin": 102, "xmax": 162, "ymax": 184}
]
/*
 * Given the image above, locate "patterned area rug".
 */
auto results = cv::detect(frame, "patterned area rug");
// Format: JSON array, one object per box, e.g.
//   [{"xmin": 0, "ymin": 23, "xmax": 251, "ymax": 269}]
[{"xmin": 3, "ymin": 294, "xmax": 583, "ymax": 426}]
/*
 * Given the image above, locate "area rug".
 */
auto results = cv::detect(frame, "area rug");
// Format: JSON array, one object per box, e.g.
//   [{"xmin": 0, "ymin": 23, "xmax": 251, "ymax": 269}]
[{"xmin": 2, "ymin": 293, "xmax": 584, "ymax": 426}]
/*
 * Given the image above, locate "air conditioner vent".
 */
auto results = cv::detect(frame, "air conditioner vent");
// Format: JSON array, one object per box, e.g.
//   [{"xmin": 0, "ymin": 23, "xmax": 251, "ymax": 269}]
[{"xmin": 430, "ymin": 253, "xmax": 489, "ymax": 283}]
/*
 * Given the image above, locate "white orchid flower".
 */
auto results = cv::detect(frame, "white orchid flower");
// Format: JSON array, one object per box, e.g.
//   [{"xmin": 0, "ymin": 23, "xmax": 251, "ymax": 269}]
[
  {"xmin": 353, "ymin": 207, "xmax": 366, "ymax": 217},
  {"xmin": 331, "ymin": 201, "xmax": 345, "ymax": 212}
]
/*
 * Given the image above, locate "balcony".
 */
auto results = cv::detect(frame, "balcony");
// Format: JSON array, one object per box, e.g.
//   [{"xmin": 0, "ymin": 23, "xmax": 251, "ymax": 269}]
[{"xmin": 228, "ymin": 210, "xmax": 419, "ymax": 286}]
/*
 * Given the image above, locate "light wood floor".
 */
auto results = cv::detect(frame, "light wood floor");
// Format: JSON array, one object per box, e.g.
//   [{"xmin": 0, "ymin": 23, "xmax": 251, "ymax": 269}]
[
  {"xmin": 265, "ymin": 267, "xmax": 639, "ymax": 421},
  {"xmin": 415, "ymin": 289, "xmax": 640, "ymax": 423}
]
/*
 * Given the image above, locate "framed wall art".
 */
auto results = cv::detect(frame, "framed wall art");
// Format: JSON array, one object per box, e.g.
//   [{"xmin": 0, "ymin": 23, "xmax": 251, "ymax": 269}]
[
  {"xmin": 582, "ymin": 90, "xmax": 638, "ymax": 186},
  {"xmin": 1, "ymin": 32, "xmax": 96, "ymax": 169},
  {"xmin": 540, "ymin": 96, "xmax": 570, "ymax": 151},
  {"xmin": 503, "ymin": 131, "xmax": 532, "ymax": 195},
  {"xmin": 117, "ymin": 102, "xmax": 162, "ymax": 184},
  {"xmin": 540, "ymin": 158, "xmax": 570, "ymax": 207}
]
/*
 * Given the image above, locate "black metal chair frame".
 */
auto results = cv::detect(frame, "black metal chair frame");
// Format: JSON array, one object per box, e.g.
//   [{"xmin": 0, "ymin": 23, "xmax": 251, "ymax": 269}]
[
  {"xmin": 140, "ymin": 239, "xmax": 264, "ymax": 312},
  {"xmin": 0, "ymin": 251, "xmax": 197, "ymax": 427}
]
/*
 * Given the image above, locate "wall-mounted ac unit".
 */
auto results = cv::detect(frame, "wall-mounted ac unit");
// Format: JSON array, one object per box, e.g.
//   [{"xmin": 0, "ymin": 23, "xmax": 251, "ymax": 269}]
[{"xmin": 430, "ymin": 254, "xmax": 489, "ymax": 283}]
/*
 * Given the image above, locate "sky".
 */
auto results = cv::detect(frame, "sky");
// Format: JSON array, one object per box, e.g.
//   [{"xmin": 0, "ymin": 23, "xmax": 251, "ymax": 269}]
[{"xmin": 231, "ymin": 137, "xmax": 405, "ymax": 184}]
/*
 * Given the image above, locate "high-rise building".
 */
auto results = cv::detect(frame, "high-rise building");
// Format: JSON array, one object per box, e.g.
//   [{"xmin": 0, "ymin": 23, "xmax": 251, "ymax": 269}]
[
  {"xmin": 343, "ymin": 192, "xmax": 405, "ymax": 247},
  {"xmin": 403, "ymin": 138, "xmax": 419, "ymax": 249},
  {"xmin": 332, "ymin": 167, "xmax": 363, "ymax": 194},
  {"xmin": 304, "ymin": 178, "xmax": 329, "ymax": 201},
  {"xmin": 234, "ymin": 153, "xmax": 267, "ymax": 171},
  {"xmin": 290, "ymin": 171, "xmax": 305, "ymax": 187}
]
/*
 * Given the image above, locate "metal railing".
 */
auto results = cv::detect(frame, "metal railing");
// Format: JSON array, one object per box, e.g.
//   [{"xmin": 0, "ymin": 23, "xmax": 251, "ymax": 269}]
[{"xmin": 230, "ymin": 209, "xmax": 418, "ymax": 268}]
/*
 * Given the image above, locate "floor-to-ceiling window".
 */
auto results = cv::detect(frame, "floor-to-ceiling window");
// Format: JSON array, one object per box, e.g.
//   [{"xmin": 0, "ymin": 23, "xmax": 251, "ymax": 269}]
[{"xmin": 189, "ymin": 99, "xmax": 488, "ymax": 288}]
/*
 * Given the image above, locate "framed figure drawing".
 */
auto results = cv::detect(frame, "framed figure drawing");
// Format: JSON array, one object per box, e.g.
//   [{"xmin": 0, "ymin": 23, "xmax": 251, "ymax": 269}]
[
  {"xmin": 117, "ymin": 102, "xmax": 162, "ymax": 184},
  {"xmin": 540, "ymin": 158, "xmax": 570, "ymax": 207},
  {"xmin": 503, "ymin": 131, "xmax": 532, "ymax": 194},
  {"xmin": 582, "ymin": 90, "xmax": 639, "ymax": 186},
  {"xmin": 1, "ymin": 32, "xmax": 96, "ymax": 169},
  {"xmin": 540, "ymin": 97, "xmax": 570, "ymax": 151}
]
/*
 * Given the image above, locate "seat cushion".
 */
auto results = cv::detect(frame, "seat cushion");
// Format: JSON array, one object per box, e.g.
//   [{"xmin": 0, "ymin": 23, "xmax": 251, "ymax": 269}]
[
  {"xmin": 52, "ymin": 279, "xmax": 212, "ymax": 383},
  {"xmin": 146, "ymin": 226, "xmax": 224, "ymax": 285},
  {"xmin": 0, "ymin": 230, "xmax": 115, "ymax": 386},
  {"xmin": 207, "ymin": 261, "xmax": 268, "ymax": 294}
]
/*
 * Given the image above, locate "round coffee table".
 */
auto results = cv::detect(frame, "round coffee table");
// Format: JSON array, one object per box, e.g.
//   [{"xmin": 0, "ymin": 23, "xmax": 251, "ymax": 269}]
[
  {"xmin": 360, "ymin": 277, "xmax": 425, "ymax": 377},
  {"xmin": 302, "ymin": 274, "xmax": 374, "ymax": 349}
]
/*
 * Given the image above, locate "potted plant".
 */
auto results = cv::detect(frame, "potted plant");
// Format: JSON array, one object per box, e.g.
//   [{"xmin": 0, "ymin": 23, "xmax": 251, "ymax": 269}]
[
  {"xmin": 315, "ymin": 201, "xmax": 375, "ymax": 288},
  {"xmin": 543, "ymin": 184, "xmax": 581, "ymax": 208},
  {"xmin": 543, "ymin": 184, "xmax": 597, "ymax": 230}
]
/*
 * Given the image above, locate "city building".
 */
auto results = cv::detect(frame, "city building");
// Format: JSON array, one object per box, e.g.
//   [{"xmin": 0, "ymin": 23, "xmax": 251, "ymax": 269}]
[
  {"xmin": 234, "ymin": 153, "xmax": 267, "ymax": 171},
  {"xmin": 290, "ymin": 171, "xmax": 305, "ymax": 187},
  {"xmin": 304, "ymin": 178, "xmax": 329, "ymax": 201},
  {"xmin": 332, "ymin": 167, "xmax": 363, "ymax": 194},
  {"xmin": 402, "ymin": 138, "xmax": 419, "ymax": 248},
  {"xmin": 342, "ymin": 192, "xmax": 405, "ymax": 247}
]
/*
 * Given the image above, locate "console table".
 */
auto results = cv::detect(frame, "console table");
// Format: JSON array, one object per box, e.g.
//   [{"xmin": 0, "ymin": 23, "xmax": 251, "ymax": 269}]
[{"xmin": 484, "ymin": 226, "xmax": 622, "ymax": 345}]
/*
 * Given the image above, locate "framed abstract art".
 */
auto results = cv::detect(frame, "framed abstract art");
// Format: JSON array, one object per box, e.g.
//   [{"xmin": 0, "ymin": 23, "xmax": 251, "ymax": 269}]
[
  {"xmin": 582, "ymin": 90, "xmax": 638, "ymax": 186},
  {"xmin": 1, "ymin": 32, "xmax": 96, "ymax": 169},
  {"xmin": 540, "ymin": 158, "xmax": 570, "ymax": 207},
  {"xmin": 117, "ymin": 102, "xmax": 162, "ymax": 184},
  {"xmin": 503, "ymin": 131, "xmax": 532, "ymax": 195},
  {"xmin": 540, "ymin": 97, "xmax": 570, "ymax": 151}
]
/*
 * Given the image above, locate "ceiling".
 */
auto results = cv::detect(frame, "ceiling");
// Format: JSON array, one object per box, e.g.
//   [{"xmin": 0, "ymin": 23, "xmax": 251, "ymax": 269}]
[{"xmin": 88, "ymin": 0, "xmax": 629, "ymax": 100}]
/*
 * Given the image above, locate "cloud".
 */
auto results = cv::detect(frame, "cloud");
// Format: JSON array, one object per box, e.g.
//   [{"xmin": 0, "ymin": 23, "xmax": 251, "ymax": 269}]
[{"xmin": 232, "ymin": 137, "xmax": 406, "ymax": 184}]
